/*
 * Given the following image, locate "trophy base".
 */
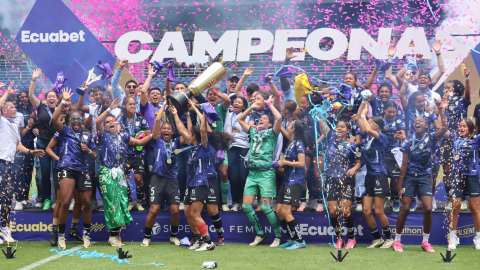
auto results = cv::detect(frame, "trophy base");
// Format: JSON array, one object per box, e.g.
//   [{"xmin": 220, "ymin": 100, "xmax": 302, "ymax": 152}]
[
  {"xmin": 76, "ymin": 87, "xmax": 85, "ymax": 96},
  {"xmin": 166, "ymin": 90, "xmax": 193, "ymax": 116}
]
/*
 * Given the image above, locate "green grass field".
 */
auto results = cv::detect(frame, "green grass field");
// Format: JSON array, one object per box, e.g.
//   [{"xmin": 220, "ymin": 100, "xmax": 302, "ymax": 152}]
[{"xmin": 2, "ymin": 241, "xmax": 479, "ymax": 270}]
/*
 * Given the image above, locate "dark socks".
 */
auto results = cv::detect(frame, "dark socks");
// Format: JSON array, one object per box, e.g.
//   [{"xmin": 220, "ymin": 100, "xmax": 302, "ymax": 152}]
[
  {"xmin": 71, "ymin": 222, "xmax": 79, "ymax": 231},
  {"xmin": 110, "ymin": 227, "xmax": 120, "ymax": 237},
  {"xmin": 287, "ymin": 219, "xmax": 303, "ymax": 243},
  {"xmin": 369, "ymin": 225, "xmax": 381, "ymax": 240},
  {"xmin": 194, "ymin": 234, "xmax": 201, "ymax": 242},
  {"xmin": 391, "ymin": 190, "xmax": 399, "ymax": 201},
  {"xmin": 83, "ymin": 223, "xmax": 91, "ymax": 236},
  {"xmin": 52, "ymin": 225, "xmax": 59, "ymax": 233},
  {"xmin": 197, "ymin": 223, "xmax": 212, "ymax": 244},
  {"xmin": 330, "ymin": 217, "xmax": 341, "ymax": 238},
  {"xmin": 346, "ymin": 215, "xmax": 355, "ymax": 239},
  {"xmin": 145, "ymin": 227, "xmax": 153, "ymax": 239},
  {"xmin": 382, "ymin": 225, "xmax": 392, "ymax": 239},
  {"xmin": 210, "ymin": 214, "xmax": 224, "ymax": 238},
  {"xmin": 202, "ymin": 233, "xmax": 212, "ymax": 244},
  {"xmin": 300, "ymin": 189, "xmax": 307, "ymax": 202},
  {"xmin": 170, "ymin": 225, "xmax": 179, "ymax": 238},
  {"xmin": 59, "ymin": 224, "xmax": 66, "ymax": 236}
]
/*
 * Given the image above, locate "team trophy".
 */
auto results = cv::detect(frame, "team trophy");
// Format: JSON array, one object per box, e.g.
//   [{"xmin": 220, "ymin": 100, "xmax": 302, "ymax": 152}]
[
  {"xmin": 76, "ymin": 68, "xmax": 103, "ymax": 96},
  {"xmin": 167, "ymin": 62, "xmax": 227, "ymax": 115}
]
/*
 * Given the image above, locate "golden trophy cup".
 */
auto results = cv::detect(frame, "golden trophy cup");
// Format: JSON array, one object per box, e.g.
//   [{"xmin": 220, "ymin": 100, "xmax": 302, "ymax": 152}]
[{"xmin": 166, "ymin": 62, "xmax": 227, "ymax": 115}]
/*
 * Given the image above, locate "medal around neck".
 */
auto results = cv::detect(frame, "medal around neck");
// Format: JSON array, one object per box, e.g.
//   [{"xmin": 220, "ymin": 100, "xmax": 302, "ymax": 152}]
[
  {"xmin": 76, "ymin": 68, "xmax": 102, "ymax": 96},
  {"xmin": 166, "ymin": 62, "xmax": 227, "ymax": 116}
]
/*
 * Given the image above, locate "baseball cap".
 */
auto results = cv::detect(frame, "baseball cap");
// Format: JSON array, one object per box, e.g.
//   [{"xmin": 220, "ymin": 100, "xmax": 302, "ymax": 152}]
[
  {"xmin": 228, "ymin": 74, "xmax": 239, "ymax": 81},
  {"xmin": 418, "ymin": 71, "xmax": 431, "ymax": 81}
]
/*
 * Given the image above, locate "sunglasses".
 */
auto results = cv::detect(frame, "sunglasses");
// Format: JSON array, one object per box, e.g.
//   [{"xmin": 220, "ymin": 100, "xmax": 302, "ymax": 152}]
[
  {"xmin": 70, "ymin": 117, "xmax": 82, "ymax": 122},
  {"xmin": 102, "ymin": 101, "xmax": 111, "ymax": 105},
  {"xmin": 105, "ymin": 119, "xmax": 116, "ymax": 124},
  {"xmin": 126, "ymin": 85, "xmax": 137, "ymax": 89}
]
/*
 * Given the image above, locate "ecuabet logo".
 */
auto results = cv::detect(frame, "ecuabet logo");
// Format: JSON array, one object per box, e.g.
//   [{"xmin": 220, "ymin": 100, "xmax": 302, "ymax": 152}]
[
  {"xmin": 456, "ymin": 224, "xmax": 476, "ymax": 238},
  {"xmin": 10, "ymin": 222, "xmax": 52, "ymax": 232},
  {"xmin": 21, "ymin": 30, "xmax": 86, "ymax": 43}
]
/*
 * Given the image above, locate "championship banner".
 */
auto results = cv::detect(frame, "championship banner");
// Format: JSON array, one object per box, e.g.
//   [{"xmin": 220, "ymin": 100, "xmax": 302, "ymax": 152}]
[
  {"xmin": 10, "ymin": 211, "xmax": 476, "ymax": 246},
  {"xmin": 14, "ymin": 0, "xmax": 116, "ymax": 100}
]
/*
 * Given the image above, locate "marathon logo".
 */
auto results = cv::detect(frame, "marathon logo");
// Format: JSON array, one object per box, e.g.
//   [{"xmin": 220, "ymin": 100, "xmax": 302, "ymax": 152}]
[
  {"xmin": 21, "ymin": 30, "xmax": 86, "ymax": 43},
  {"xmin": 391, "ymin": 225, "xmax": 423, "ymax": 235}
]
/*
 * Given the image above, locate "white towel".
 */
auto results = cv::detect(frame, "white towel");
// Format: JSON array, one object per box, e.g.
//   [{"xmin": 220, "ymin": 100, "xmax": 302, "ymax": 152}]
[{"xmin": 391, "ymin": 147, "xmax": 403, "ymax": 168}]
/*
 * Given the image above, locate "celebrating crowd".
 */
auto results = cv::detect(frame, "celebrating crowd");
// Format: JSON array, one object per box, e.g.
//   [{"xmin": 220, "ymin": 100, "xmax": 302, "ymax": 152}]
[{"xmin": 0, "ymin": 43, "xmax": 480, "ymax": 253}]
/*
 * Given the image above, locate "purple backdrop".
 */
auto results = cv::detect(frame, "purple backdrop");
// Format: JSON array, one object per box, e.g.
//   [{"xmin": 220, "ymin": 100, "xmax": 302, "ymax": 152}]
[{"xmin": 9, "ymin": 211, "xmax": 477, "ymax": 246}]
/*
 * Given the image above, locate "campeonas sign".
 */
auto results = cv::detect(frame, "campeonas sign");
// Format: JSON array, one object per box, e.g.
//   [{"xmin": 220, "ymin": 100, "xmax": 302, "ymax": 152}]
[{"xmin": 115, "ymin": 27, "xmax": 463, "ymax": 63}]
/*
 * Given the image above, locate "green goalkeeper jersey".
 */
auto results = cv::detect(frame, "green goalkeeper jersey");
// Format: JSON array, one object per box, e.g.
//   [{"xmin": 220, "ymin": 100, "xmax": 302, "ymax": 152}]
[{"xmin": 247, "ymin": 127, "xmax": 278, "ymax": 170}]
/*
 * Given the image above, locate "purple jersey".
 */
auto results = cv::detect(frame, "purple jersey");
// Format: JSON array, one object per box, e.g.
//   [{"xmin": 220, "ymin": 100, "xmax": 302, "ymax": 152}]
[
  {"xmin": 56, "ymin": 126, "xmax": 95, "ymax": 172},
  {"xmin": 97, "ymin": 132, "xmax": 131, "ymax": 169},
  {"xmin": 360, "ymin": 132, "xmax": 388, "ymax": 175},
  {"xmin": 401, "ymin": 132, "xmax": 437, "ymax": 175},
  {"xmin": 370, "ymin": 96, "xmax": 404, "ymax": 119},
  {"xmin": 282, "ymin": 140, "xmax": 306, "ymax": 186},
  {"xmin": 153, "ymin": 137, "xmax": 181, "ymax": 178},
  {"xmin": 452, "ymin": 135, "xmax": 480, "ymax": 176},
  {"xmin": 186, "ymin": 142, "xmax": 217, "ymax": 187},
  {"xmin": 446, "ymin": 97, "xmax": 470, "ymax": 139},
  {"xmin": 383, "ymin": 117, "xmax": 406, "ymax": 152},
  {"xmin": 405, "ymin": 104, "xmax": 437, "ymax": 135},
  {"xmin": 121, "ymin": 115, "xmax": 149, "ymax": 158},
  {"xmin": 140, "ymin": 102, "xmax": 161, "ymax": 132},
  {"xmin": 325, "ymin": 130, "xmax": 359, "ymax": 178}
]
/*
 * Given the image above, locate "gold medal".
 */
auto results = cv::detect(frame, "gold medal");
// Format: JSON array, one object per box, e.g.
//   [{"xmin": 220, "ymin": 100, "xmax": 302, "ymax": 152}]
[
  {"xmin": 116, "ymin": 153, "xmax": 121, "ymax": 159},
  {"xmin": 455, "ymin": 154, "xmax": 459, "ymax": 160},
  {"xmin": 167, "ymin": 158, "xmax": 172, "ymax": 164},
  {"xmin": 212, "ymin": 122, "xmax": 217, "ymax": 127},
  {"xmin": 174, "ymin": 149, "xmax": 180, "ymax": 154},
  {"xmin": 356, "ymin": 152, "xmax": 361, "ymax": 157},
  {"xmin": 348, "ymin": 106, "xmax": 353, "ymax": 111}
]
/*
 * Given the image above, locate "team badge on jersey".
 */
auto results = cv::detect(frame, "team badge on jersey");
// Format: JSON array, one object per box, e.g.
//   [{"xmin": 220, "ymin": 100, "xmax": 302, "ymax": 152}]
[
  {"xmin": 419, "ymin": 143, "xmax": 424, "ymax": 149},
  {"xmin": 425, "ymin": 136, "xmax": 429, "ymax": 143},
  {"xmin": 136, "ymin": 121, "xmax": 140, "ymax": 126},
  {"xmin": 397, "ymin": 119, "xmax": 401, "ymax": 124},
  {"xmin": 83, "ymin": 134, "xmax": 89, "ymax": 140}
]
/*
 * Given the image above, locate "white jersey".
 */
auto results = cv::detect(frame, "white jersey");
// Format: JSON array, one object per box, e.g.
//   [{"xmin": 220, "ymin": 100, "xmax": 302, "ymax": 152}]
[{"xmin": 0, "ymin": 116, "xmax": 20, "ymax": 162}]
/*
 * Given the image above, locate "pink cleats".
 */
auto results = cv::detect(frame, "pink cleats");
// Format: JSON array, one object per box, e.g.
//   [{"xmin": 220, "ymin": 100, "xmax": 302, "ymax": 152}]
[
  {"xmin": 345, "ymin": 239, "xmax": 356, "ymax": 249},
  {"xmin": 393, "ymin": 241, "xmax": 404, "ymax": 252},
  {"xmin": 334, "ymin": 239, "xmax": 344, "ymax": 249},
  {"xmin": 421, "ymin": 242, "xmax": 435, "ymax": 253}
]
